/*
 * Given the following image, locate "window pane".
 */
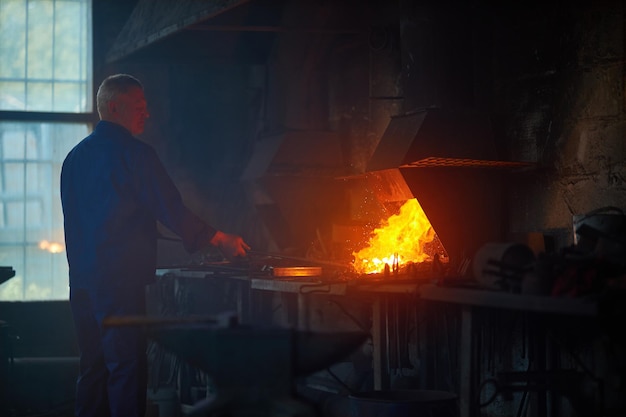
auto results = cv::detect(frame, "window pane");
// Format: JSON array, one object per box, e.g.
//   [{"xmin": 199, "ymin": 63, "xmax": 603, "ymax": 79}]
[
  {"xmin": 24, "ymin": 244, "xmax": 66, "ymax": 300},
  {"xmin": 0, "ymin": 246, "xmax": 25, "ymax": 300},
  {"xmin": 26, "ymin": 81, "xmax": 53, "ymax": 111},
  {"xmin": 6, "ymin": 200, "xmax": 25, "ymax": 227},
  {"xmin": 53, "ymin": 82, "xmax": 82, "ymax": 113},
  {"xmin": 2, "ymin": 129, "xmax": 27, "ymax": 159},
  {"xmin": 0, "ymin": 0, "xmax": 92, "ymax": 112},
  {"xmin": 25, "ymin": 162, "xmax": 42, "ymax": 193},
  {"xmin": 4, "ymin": 163, "xmax": 24, "ymax": 193},
  {"xmin": 27, "ymin": 0, "xmax": 54, "ymax": 79},
  {"xmin": 0, "ymin": 0, "xmax": 26, "ymax": 78},
  {"xmin": 0, "ymin": 81, "xmax": 26, "ymax": 110},
  {"xmin": 0, "ymin": 121, "xmax": 88, "ymax": 300},
  {"xmin": 54, "ymin": 1, "xmax": 82, "ymax": 79}
]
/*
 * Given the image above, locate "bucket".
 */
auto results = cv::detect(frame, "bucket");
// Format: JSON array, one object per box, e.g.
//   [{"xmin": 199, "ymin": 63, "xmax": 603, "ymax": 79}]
[
  {"xmin": 573, "ymin": 207, "xmax": 626, "ymax": 245},
  {"xmin": 349, "ymin": 389, "xmax": 458, "ymax": 417}
]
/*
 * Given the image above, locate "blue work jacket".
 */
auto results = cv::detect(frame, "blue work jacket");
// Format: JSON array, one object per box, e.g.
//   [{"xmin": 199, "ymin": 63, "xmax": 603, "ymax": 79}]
[{"xmin": 61, "ymin": 121, "xmax": 216, "ymax": 290}]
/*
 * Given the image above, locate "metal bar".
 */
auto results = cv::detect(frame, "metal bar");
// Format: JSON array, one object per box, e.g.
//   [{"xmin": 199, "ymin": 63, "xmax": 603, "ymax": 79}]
[
  {"xmin": 371, "ymin": 295, "xmax": 390, "ymax": 390},
  {"xmin": 0, "ymin": 111, "xmax": 95, "ymax": 123},
  {"xmin": 297, "ymin": 293, "xmax": 309, "ymax": 330},
  {"xmin": 102, "ymin": 313, "xmax": 238, "ymax": 328},
  {"xmin": 188, "ymin": 25, "xmax": 366, "ymax": 34},
  {"xmin": 460, "ymin": 306, "xmax": 473, "ymax": 417},
  {"xmin": 247, "ymin": 250, "xmax": 350, "ymax": 269},
  {"xmin": 418, "ymin": 284, "xmax": 597, "ymax": 316}
]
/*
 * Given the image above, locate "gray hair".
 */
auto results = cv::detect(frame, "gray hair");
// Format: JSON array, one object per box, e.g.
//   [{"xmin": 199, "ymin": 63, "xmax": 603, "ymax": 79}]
[{"xmin": 96, "ymin": 74, "xmax": 143, "ymax": 118}]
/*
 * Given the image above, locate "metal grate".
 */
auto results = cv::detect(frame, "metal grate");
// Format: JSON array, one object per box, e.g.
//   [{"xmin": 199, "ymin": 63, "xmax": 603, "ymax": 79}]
[{"xmin": 402, "ymin": 157, "xmax": 535, "ymax": 168}]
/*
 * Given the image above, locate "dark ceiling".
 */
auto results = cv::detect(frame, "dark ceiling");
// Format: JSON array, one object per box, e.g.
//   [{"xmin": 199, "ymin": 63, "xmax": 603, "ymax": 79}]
[
  {"xmin": 107, "ymin": 0, "xmax": 278, "ymax": 64},
  {"xmin": 105, "ymin": 0, "xmax": 375, "ymax": 65}
]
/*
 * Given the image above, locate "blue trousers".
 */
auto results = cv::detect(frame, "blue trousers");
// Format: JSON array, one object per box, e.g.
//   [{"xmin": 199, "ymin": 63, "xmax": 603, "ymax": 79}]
[{"xmin": 70, "ymin": 286, "xmax": 147, "ymax": 417}]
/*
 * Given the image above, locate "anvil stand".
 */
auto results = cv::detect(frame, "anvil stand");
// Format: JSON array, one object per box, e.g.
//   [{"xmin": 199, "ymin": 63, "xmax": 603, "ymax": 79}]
[{"xmin": 104, "ymin": 314, "xmax": 367, "ymax": 417}]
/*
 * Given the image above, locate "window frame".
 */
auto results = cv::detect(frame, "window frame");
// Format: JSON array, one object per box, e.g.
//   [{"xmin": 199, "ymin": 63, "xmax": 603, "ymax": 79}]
[{"xmin": 0, "ymin": 0, "xmax": 95, "ymax": 301}]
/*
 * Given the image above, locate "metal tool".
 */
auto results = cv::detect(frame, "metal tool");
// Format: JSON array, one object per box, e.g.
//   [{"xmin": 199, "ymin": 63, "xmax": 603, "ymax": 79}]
[{"xmin": 247, "ymin": 250, "xmax": 350, "ymax": 270}]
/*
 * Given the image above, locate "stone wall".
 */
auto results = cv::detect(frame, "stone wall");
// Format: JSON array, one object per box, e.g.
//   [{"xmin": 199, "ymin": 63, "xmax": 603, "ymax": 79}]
[{"xmin": 491, "ymin": 2, "xmax": 626, "ymax": 246}]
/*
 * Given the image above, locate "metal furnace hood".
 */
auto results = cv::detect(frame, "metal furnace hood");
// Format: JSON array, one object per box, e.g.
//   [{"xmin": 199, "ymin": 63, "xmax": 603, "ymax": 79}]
[
  {"xmin": 367, "ymin": 108, "xmax": 506, "ymax": 170},
  {"xmin": 361, "ymin": 108, "xmax": 527, "ymax": 271},
  {"xmin": 241, "ymin": 131, "xmax": 348, "ymax": 251}
]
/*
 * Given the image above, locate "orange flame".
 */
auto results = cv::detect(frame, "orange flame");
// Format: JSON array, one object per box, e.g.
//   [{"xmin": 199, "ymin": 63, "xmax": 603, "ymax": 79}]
[{"xmin": 352, "ymin": 198, "xmax": 435, "ymax": 274}]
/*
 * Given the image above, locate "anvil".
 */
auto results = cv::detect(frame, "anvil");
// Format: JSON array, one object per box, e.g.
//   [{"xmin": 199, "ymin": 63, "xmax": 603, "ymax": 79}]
[{"xmin": 104, "ymin": 315, "xmax": 368, "ymax": 416}]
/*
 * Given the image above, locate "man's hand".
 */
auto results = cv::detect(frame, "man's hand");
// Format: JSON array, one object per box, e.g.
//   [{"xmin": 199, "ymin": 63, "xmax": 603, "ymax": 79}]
[{"xmin": 210, "ymin": 230, "xmax": 251, "ymax": 259}]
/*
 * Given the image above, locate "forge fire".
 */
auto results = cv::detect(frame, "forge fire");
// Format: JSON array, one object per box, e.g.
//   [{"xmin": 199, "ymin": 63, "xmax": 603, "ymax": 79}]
[{"xmin": 352, "ymin": 198, "xmax": 447, "ymax": 275}]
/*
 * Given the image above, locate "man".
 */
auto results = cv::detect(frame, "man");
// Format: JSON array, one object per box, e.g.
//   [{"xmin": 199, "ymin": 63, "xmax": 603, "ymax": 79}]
[{"xmin": 61, "ymin": 74, "xmax": 250, "ymax": 417}]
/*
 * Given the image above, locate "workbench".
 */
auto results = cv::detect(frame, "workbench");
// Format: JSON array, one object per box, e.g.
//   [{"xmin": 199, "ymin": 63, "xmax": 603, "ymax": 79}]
[
  {"xmin": 359, "ymin": 283, "xmax": 597, "ymax": 417},
  {"xmin": 153, "ymin": 269, "xmax": 603, "ymax": 417},
  {"xmin": 250, "ymin": 277, "xmax": 599, "ymax": 417}
]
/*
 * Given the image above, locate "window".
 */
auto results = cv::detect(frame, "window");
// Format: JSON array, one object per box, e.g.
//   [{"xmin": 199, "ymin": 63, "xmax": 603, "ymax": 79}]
[{"xmin": 0, "ymin": 0, "xmax": 92, "ymax": 300}]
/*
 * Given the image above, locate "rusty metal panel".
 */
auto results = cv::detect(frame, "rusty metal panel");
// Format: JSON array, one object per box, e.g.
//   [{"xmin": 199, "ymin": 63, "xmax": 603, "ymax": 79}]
[
  {"xmin": 242, "ymin": 130, "xmax": 350, "ymax": 250},
  {"xmin": 242, "ymin": 130, "xmax": 346, "ymax": 180},
  {"xmin": 367, "ymin": 109, "xmax": 502, "ymax": 171},
  {"xmin": 363, "ymin": 168, "xmax": 414, "ymax": 203},
  {"xmin": 240, "ymin": 134, "xmax": 284, "ymax": 181},
  {"xmin": 366, "ymin": 111, "xmax": 427, "ymax": 171},
  {"xmin": 399, "ymin": 166, "xmax": 506, "ymax": 267}
]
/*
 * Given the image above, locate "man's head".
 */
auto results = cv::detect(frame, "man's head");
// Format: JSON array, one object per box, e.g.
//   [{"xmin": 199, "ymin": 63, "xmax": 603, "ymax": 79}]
[{"xmin": 96, "ymin": 74, "xmax": 149, "ymax": 135}]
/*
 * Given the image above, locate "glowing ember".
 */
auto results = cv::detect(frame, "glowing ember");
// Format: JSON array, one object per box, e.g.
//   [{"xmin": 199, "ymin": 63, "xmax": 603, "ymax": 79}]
[
  {"xmin": 352, "ymin": 198, "xmax": 436, "ymax": 274},
  {"xmin": 39, "ymin": 240, "xmax": 65, "ymax": 254}
]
